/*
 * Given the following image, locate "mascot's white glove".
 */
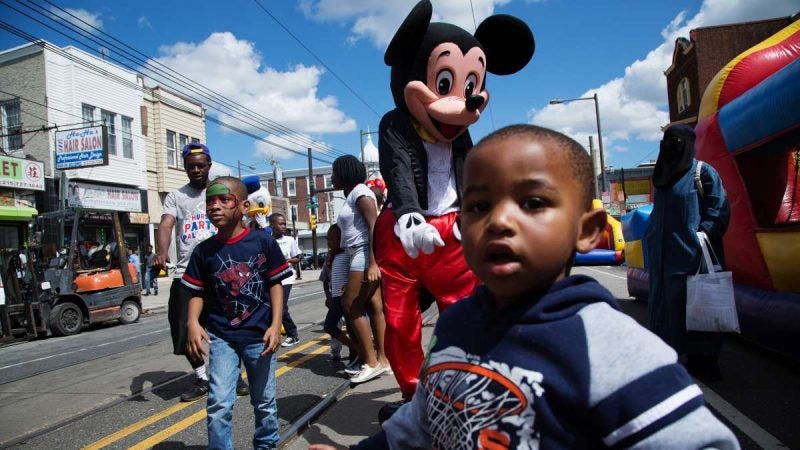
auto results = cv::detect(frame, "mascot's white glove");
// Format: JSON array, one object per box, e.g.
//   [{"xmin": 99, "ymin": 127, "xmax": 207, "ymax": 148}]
[
  {"xmin": 394, "ymin": 212, "xmax": 445, "ymax": 259},
  {"xmin": 452, "ymin": 220, "xmax": 461, "ymax": 241},
  {"xmin": 254, "ymin": 212, "xmax": 268, "ymax": 229}
]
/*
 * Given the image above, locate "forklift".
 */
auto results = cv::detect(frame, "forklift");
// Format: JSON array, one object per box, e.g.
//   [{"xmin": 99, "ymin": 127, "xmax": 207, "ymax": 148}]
[{"xmin": 0, "ymin": 208, "xmax": 142, "ymax": 342}]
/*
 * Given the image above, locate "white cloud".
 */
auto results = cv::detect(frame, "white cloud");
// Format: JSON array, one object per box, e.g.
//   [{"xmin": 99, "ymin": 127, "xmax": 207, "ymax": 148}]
[
  {"xmin": 299, "ymin": 0, "xmax": 511, "ymax": 47},
  {"xmin": 50, "ymin": 7, "xmax": 104, "ymax": 33},
  {"xmin": 150, "ymin": 32, "xmax": 355, "ymax": 138},
  {"xmin": 529, "ymin": 0, "xmax": 799, "ymax": 163},
  {"xmin": 252, "ymin": 132, "xmax": 335, "ymax": 161}
]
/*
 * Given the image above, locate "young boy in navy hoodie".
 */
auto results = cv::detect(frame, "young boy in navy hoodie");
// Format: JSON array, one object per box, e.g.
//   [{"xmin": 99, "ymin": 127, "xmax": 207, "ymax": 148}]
[
  {"xmin": 184, "ymin": 176, "xmax": 292, "ymax": 449},
  {"xmin": 312, "ymin": 124, "xmax": 739, "ymax": 449}
]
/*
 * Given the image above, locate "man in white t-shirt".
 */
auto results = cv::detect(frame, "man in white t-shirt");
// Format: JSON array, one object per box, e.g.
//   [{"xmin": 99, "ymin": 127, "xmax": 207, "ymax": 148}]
[
  {"xmin": 270, "ymin": 213, "xmax": 302, "ymax": 347},
  {"xmin": 155, "ymin": 143, "xmax": 249, "ymax": 401}
]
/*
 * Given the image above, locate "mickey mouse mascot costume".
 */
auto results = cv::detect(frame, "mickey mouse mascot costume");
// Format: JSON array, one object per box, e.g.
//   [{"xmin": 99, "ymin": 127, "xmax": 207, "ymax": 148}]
[{"xmin": 375, "ymin": 0, "xmax": 534, "ymax": 411}]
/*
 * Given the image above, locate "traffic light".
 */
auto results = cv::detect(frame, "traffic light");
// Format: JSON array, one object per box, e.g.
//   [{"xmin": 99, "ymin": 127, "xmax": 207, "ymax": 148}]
[{"xmin": 309, "ymin": 214, "xmax": 317, "ymax": 230}]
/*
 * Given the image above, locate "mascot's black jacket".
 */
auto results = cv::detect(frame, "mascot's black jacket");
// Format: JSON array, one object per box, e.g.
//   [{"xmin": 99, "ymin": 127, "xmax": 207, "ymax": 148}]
[{"xmin": 378, "ymin": 109, "xmax": 471, "ymax": 216}]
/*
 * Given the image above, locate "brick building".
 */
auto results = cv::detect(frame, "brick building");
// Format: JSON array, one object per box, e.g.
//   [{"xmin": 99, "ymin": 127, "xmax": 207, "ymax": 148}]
[{"xmin": 664, "ymin": 15, "xmax": 797, "ymax": 128}]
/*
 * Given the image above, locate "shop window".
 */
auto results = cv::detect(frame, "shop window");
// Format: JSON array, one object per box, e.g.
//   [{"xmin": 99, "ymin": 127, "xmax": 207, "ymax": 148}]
[{"xmin": 0, "ymin": 225, "xmax": 21, "ymax": 249}]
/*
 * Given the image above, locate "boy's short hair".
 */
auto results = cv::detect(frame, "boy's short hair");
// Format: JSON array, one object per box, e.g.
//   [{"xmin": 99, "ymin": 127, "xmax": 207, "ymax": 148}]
[
  {"xmin": 475, "ymin": 124, "xmax": 595, "ymax": 209},
  {"xmin": 208, "ymin": 176, "xmax": 247, "ymax": 201},
  {"xmin": 269, "ymin": 212, "xmax": 285, "ymax": 224}
]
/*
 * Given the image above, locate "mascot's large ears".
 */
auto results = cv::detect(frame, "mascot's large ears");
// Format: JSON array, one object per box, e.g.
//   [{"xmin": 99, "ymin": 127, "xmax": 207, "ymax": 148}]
[
  {"xmin": 384, "ymin": 0, "xmax": 432, "ymax": 68},
  {"xmin": 384, "ymin": 0, "xmax": 534, "ymax": 75},
  {"xmin": 475, "ymin": 15, "xmax": 534, "ymax": 75}
]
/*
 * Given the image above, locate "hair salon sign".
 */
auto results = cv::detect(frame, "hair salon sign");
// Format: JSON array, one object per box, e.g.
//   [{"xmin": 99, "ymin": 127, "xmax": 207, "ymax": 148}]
[
  {"xmin": 66, "ymin": 181, "xmax": 141, "ymax": 212},
  {"xmin": 55, "ymin": 125, "xmax": 109, "ymax": 169}
]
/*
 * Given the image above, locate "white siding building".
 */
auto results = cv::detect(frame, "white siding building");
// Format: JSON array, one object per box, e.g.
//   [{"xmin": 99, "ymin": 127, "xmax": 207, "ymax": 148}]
[{"xmin": 0, "ymin": 41, "xmax": 148, "ymax": 252}]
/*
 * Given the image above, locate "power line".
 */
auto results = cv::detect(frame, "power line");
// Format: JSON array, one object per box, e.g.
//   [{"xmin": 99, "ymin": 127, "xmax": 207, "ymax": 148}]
[
  {"xmin": 252, "ymin": 0, "xmax": 382, "ymax": 119},
  {"xmin": 207, "ymin": 115, "xmax": 334, "ymax": 165},
  {"xmin": 20, "ymin": 0, "xmax": 348, "ymax": 157},
  {"xmin": 2, "ymin": 0, "xmax": 352, "ymax": 160},
  {"xmin": 0, "ymin": 88, "xmax": 261, "ymax": 175},
  {"xmin": 0, "ymin": 17, "xmax": 345, "ymax": 166}
]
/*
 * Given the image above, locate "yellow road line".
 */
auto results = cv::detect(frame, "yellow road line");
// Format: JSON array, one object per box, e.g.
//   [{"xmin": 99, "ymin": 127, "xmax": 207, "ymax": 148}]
[
  {"xmin": 128, "ymin": 345, "xmax": 331, "ymax": 450},
  {"xmin": 82, "ymin": 336, "xmax": 329, "ymax": 450},
  {"xmin": 81, "ymin": 402, "xmax": 197, "ymax": 450}
]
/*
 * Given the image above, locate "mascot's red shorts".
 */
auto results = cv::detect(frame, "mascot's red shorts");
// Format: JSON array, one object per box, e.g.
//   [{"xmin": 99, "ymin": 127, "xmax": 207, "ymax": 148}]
[{"xmin": 375, "ymin": 208, "xmax": 479, "ymax": 400}]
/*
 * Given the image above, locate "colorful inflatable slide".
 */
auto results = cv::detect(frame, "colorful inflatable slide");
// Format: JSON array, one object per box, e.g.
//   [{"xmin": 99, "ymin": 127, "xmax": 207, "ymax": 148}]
[{"xmin": 574, "ymin": 199, "xmax": 625, "ymax": 266}]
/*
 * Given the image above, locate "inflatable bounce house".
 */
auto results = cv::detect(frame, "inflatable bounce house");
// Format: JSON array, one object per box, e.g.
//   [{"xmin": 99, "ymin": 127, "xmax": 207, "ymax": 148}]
[
  {"xmin": 574, "ymin": 199, "xmax": 625, "ymax": 266},
  {"xmin": 621, "ymin": 204, "xmax": 652, "ymax": 300},
  {"xmin": 625, "ymin": 19, "xmax": 800, "ymax": 360}
]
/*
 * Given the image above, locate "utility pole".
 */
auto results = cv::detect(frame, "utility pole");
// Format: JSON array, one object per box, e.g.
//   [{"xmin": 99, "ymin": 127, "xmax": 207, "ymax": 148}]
[
  {"xmin": 307, "ymin": 148, "xmax": 318, "ymax": 268},
  {"xmin": 588, "ymin": 136, "xmax": 600, "ymax": 200},
  {"xmin": 270, "ymin": 157, "xmax": 283, "ymax": 197}
]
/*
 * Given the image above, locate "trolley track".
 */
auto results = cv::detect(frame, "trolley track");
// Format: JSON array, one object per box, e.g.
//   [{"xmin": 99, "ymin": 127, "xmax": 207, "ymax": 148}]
[
  {"xmin": 0, "ymin": 316, "xmax": 333, "ymax": 449},
  {"xmin": 1, "ymin": 304, "xmax": 438, "ymax": 449}
]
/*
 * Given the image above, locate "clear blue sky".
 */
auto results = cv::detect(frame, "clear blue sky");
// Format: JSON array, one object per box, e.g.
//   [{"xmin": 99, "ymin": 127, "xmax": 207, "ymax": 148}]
[{"xmin": 2, "ymin": 0, "xmax": 798, "ymax": 176}]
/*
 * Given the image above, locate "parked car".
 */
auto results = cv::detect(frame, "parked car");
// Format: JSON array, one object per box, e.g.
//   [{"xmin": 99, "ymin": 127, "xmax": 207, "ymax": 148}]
[{"xmin": 301, "ymin": 251, "xmax": 327, "ymax": 270}]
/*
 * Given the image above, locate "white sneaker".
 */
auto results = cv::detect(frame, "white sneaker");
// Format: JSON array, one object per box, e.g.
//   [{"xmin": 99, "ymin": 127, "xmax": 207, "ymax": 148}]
[
  {"xmin": 351, "ymin": 363, "xmax": 386, "ymax": 384},
  {"xmin": 281, "ymin": 336, "xmax": 299, "ymax": 347}
]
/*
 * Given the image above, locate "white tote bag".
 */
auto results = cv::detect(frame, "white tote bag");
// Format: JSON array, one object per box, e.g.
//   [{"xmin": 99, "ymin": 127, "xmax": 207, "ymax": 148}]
[{"xmin": 686, "ymin": 232, "xmax": 740, "ymax": 333}]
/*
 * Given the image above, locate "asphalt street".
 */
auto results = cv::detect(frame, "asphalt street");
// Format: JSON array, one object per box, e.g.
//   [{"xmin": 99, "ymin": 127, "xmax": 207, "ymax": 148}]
[{"xmin": 0, "ymin": 267, "xmax": 797, "ymax": 449}]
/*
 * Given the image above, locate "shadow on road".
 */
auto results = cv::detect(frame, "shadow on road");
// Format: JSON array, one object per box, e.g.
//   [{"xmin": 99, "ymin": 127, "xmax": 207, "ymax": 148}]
[
  {"xmin": 129, "ymin": 370, "xmax": 189, "ymax": 401},
  {"xmin": 291, "ymin": 388, "xmax": 395, "ymax": 447}
]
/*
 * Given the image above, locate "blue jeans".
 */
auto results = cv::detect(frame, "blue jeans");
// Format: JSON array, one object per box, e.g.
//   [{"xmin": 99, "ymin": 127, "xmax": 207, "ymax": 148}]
[
  {"xmin": 207, "ymin": 331, "xmax": 279, "ymax": 450},
  {"xmin": 144, "ymin": 267, "xmax": 158, "ymax": 294}
]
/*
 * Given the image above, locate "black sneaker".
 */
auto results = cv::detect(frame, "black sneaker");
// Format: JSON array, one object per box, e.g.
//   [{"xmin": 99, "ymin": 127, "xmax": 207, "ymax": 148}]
[
  {"xmin": 281, "ymin": 336, "xmax": 300, "ymax": 347},
  {"xmin": 236, "ymin": 376, "xmax": 250, "ymax": 396},
  {"xmin": 180, "ymin": 378, "xmax": 210, "ymax": 402}
]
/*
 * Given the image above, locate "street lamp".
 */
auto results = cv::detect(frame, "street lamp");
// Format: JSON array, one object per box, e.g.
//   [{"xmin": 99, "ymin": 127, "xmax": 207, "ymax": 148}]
[{"xmin": 549, "ymin": 93, "xmax": 607, "ymax": 195}]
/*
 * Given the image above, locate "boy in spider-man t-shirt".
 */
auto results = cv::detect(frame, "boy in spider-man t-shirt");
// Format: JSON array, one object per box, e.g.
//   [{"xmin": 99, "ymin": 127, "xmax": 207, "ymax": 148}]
[
  {"xmin": 183, "ymin": 176, "xmax": 292, "ymax": 450},
  {"xmin": 311, "ymin": 125, "xmax": 739, "ymax": 450}
]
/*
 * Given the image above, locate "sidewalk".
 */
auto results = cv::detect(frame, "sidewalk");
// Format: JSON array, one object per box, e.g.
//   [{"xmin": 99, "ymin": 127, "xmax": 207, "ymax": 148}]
[
  {"xmin": 282, "ymin": 367, "xmax": 403, "ymax": 449},
  {"xmin": 282, "ymin": 316, "xmax": 436, "ymax": 449}
]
